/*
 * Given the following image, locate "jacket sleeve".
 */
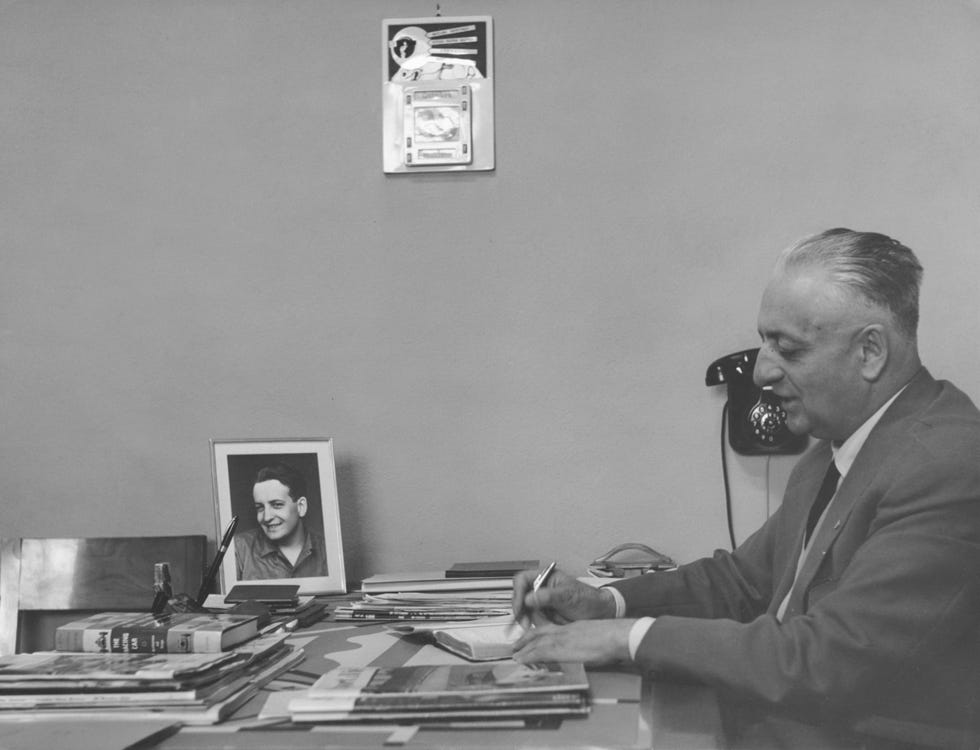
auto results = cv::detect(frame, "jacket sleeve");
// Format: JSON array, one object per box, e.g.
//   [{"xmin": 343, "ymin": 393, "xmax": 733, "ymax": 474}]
[{"xmin": 624, "ymin": 432, "xmax": 980, "ymax": 724}]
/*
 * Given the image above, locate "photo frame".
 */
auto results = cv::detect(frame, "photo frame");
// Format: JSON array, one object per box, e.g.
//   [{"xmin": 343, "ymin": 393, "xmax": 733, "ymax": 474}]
[{"xmin": 210, "ymin": 437, "xmax": 346, "ymax": 595}]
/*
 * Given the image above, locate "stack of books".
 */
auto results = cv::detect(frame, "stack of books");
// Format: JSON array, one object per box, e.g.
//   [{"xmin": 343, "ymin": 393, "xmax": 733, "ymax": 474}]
[
  {"xmin": 286, "ymin": 660, "xmax": 590, "ymax": 724},
  {"xmin": 0, "ymin": 613, "xmax": 303, "ymax": 724},
  {"xmin": 0, "ymin": 634, "xmax": 301, "ymax": 724}
]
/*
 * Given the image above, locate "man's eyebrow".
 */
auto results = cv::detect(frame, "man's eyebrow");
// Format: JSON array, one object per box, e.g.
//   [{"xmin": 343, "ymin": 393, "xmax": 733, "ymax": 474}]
[{"xmin": 758, "ymin": 328, "xmax": 806, "ymax": 346}]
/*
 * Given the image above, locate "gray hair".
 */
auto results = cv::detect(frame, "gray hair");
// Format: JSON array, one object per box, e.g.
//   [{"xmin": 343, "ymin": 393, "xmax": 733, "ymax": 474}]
[{"xmin": 779, "ymin": 228, "xmax": 923, "ymax": 338}]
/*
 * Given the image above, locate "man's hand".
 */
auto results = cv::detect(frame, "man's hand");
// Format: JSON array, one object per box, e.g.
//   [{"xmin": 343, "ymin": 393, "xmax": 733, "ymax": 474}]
[
  {"xmin": 512, "ymin": 568, "xmax": 617, "ymax": 628},
  {"xmin": 511, "ymin": 619, "xmax": 634, "ymax": 666}
]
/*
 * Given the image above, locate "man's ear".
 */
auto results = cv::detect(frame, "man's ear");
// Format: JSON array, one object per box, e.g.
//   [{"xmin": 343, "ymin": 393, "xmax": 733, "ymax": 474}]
[
  {"xmin": 297, "ymin": 496, "xmax": 308, "ymax": 518},
  {"xmin": 858, "ymin": 324, "xmax": 888, "ymax": 381}
]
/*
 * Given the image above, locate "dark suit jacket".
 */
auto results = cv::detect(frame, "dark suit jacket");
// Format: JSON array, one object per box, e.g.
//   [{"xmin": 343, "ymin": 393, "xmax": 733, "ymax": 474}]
[{"xmin": 610, "ymin": 368, "xmax": 980, "ymax": 746}]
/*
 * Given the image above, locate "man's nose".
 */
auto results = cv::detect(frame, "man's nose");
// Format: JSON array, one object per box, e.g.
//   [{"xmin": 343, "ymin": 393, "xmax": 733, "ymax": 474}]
[{"xmin": 753, "ymin": 345, "xmax": 781, "ymax": 388}]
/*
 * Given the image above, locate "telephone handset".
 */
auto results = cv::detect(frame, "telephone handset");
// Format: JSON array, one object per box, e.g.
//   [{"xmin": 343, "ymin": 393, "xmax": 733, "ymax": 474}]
[{"xmin": 705, "ymin": 348, "xmax": 807, "ymax": 456}]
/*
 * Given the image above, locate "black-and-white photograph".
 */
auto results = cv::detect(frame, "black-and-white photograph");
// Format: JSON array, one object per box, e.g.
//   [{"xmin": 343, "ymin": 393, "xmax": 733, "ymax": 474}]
[{"xmin": 211, "ymin": 438, "xmax": 346, "ymax": 595}]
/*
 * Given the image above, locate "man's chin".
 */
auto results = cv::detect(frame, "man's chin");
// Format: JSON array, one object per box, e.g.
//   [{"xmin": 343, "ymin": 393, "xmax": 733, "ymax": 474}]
[{"xmin": 782, "ymin": 411, "xmax": 809, "ymax": 437}]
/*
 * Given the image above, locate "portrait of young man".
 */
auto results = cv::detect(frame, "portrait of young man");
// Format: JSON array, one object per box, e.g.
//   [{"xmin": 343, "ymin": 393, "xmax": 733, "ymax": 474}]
[{"xmin": 229, "ymin": 456, "xmax": 330, "ymax": 581}]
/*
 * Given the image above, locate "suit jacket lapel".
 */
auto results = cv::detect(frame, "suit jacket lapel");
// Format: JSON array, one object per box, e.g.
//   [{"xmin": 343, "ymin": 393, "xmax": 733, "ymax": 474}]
[
  {"xmin": 779, "ymin": 368, "xmax": 938, "ymax": 617},
  {"xmin": 768, "ymin": 443, "xmax": 832, "ymax": 617},
  {"xmin": 783, "ymin": 469, "xmax": 863, "ymax": 615}
]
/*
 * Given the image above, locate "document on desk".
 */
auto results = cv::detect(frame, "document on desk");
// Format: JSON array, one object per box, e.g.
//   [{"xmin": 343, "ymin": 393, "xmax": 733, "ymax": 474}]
[{"xmin": 390, "ymin": 615, "xmax": 521, "ymax": 661}]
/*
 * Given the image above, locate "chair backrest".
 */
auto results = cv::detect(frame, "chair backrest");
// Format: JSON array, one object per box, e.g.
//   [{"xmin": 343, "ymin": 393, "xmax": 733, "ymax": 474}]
[{"xmin": 0, "ymin": 535, "xmax": 207, "ymax": 655}]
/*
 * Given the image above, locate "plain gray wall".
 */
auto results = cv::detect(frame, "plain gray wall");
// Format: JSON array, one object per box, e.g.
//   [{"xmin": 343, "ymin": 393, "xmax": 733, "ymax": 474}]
[{"xmin": 2, "ymin": 0, "xmax": 978, "ymax": 587}]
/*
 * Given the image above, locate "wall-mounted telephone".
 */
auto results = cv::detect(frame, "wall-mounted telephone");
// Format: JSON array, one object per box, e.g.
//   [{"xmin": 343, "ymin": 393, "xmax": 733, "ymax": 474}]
[{"xmin": 705, "ymin": 348, "xmax": 808, "ymax": 456}]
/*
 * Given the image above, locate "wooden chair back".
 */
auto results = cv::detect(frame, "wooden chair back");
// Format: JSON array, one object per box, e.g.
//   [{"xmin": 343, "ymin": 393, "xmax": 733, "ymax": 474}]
[{"xmin": 0, "ymin": 535, "xmax": 207, "ymax": 654}]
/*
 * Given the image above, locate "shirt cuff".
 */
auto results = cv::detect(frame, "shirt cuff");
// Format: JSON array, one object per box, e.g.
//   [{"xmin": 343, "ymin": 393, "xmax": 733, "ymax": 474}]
[
  {"xmin": 602, "ymin": 585, "xmax": 627, "ymax": 617},
  {"xmin": 601, "ymin": 586, "xmax": 654, "ymax": 661},
  {"xmin": 628, "ymin": 617, "xmax": 656, "ymax": 660}
]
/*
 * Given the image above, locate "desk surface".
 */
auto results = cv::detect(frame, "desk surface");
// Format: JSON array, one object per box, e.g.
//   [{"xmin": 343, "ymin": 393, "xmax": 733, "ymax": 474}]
[{"xmin": 145, "ymin": 612, "xmax": 725, "ymax": 750}]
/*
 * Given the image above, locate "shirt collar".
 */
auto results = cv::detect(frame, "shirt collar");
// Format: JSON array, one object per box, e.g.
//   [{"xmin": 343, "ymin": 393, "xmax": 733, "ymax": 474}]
[
  {"xmin": 253, "ymin": 522, "xmax": 311, "ymax": 558},
  {"xmin": 831, "ymin": 385, "xmax": 908, "ymax": 477}
]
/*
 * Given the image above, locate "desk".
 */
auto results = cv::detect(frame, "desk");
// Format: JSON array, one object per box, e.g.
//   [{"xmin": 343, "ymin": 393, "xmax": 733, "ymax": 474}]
[{"xmin": 151, "ymin": 615, "xmax": 726, "ymax": 750}]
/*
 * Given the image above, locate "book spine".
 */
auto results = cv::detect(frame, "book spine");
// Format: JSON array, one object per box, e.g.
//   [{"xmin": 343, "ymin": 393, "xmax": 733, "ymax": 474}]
[
  {"xmin": 57, "ymin": 624, "xmax": 125, "ymax": 653},
  {"xmin": 165, "ymin": 625, "xmax": 223, "ymax": 653},
  {"xmin": 108, "ymin": 618, "xmax": 170, "ymax": 653},
  {"xmin": 166, "ymin": 626, "xmax": 195, "ymax": 653},
  {"xmin": 53, "ymin": 624, "xmax": 83, "ymax": 652}
]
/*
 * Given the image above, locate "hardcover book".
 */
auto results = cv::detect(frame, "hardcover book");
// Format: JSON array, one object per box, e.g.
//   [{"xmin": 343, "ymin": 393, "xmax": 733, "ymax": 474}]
[
  {"xmin": 445, "ymin": 560, "xmax": 539, "ymax": 578},
  {"xmin": 54, "ymin": 612, "xmax": 259, "ymax": 654}
]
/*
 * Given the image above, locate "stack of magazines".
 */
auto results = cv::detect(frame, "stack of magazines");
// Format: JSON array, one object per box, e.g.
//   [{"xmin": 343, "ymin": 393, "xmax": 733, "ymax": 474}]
[
  {"xmin": 333, "ymin": 591, "xmax": 513, "ymax": 622},
  {"xmin": 286, "ymin": 661, "xmax": 590, "ymax": 723},
  {"xmin": 0, "ymin": 632, "xmax": 302, "ymax": 725}
]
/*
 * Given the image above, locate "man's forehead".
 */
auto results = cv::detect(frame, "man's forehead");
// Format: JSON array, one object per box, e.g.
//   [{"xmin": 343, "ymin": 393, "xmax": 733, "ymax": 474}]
[
  {"xmin": 254, "ymin": 479, "xmax": 293, "ymax": 499},
  {"xmin": 757, "ymin": 267, "xmax": 849, "ymax": 338}
]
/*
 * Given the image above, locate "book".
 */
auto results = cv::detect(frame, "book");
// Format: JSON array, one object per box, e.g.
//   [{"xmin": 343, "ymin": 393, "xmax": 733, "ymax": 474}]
[
  {"xmin": 287, "ymin": 661, "xmax": 589, "ymax": 723},
  {"xmin": 390, "ymin": 615, "xmax": 521, "ymax": 661},
  {"xmin": 224, "ymin": 583, "xmax": 300, "ymax": 605},
  {"xmin": 446, "ymin": 560, "xmax": 539, "ymax": 578},
  {"xmin": 54, "ymin": 612, "xmax": 259, "ymax": 654},
  {"xmin": 359, "ymin": 570, "xmax": 514, "ymax": 594}
]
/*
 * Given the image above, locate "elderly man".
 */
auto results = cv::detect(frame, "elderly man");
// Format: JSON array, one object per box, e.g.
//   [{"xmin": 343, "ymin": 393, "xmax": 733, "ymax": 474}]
[{"xmin": 513, "ymin": 229, "xmax": 980, "ymax": 747}]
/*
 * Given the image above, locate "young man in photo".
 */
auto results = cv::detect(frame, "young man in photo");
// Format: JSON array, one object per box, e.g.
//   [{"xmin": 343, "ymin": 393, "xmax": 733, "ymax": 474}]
[{"xmin": 235, "ymin": 462, "xmax": 329, "ymax": 580}]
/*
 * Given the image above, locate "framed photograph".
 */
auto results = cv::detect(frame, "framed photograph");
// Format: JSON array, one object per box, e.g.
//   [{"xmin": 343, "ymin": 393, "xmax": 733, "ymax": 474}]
[{"xmin": 210, "ymin": 437, "xmax": 346, "ymax": 595}]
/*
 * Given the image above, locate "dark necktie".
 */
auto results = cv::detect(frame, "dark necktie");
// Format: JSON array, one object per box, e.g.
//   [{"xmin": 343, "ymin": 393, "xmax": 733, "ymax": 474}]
[{"xmin": 804, "ymin": 460, "xmax": 840, "ymax": 546}]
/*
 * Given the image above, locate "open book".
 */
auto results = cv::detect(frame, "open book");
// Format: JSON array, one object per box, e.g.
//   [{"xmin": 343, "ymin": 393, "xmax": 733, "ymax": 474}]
[{"xmin": 389, "ymin": 616, "xmax": 522, "ymax": 661}]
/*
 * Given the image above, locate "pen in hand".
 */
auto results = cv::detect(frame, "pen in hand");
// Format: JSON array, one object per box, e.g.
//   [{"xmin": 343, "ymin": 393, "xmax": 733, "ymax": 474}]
[
  {"xmin": 532, "ymin": 560, "xmax": 557, "ymax": 593},
  {"xmin": 512, "ymin": 560, "xmax": 558, "ymax": 634}
]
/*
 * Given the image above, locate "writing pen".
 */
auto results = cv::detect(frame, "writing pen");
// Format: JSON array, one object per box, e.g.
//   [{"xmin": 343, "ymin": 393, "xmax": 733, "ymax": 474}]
[
  {"xmin": 511, "ymin": 561, "xmax": 559, "ymax": 635},
  {"xmin": 196, "ymin": 515, "xmax": 239, "ymax": 605},
  {"xmin": 532, "ymin": 560, "xmax": 557, "ymax": 592}
]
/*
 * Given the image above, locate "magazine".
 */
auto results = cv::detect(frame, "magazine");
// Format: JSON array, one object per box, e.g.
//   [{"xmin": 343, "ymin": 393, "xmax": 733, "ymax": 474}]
[{"xmin": 288, "ymin": 661, "xmax": 589, "ymax": 723}]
